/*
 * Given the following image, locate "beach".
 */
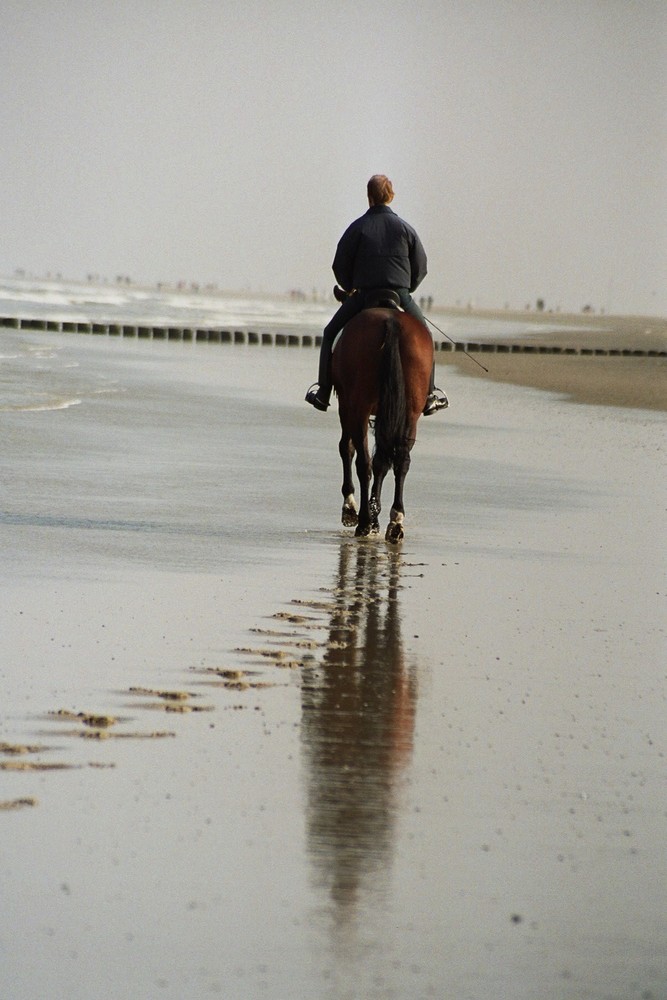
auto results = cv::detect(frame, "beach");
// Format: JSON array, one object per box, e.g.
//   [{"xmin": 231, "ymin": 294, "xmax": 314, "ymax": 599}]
[
  {"xmin": 1, "ymin": 303, "xmax": 666, "ymax": 1000},
  {"xmin": 434, "ymin": 307, "xmax": 667, "ymax": 411}
]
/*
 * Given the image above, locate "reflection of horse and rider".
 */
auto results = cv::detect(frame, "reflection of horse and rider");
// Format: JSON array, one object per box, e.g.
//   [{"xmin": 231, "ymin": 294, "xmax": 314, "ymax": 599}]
[
  {"xmin": 301, "ymin": 541, "xmax": 417, "ymax": 917},
  {"xmin": 305, "ymin": 174, "xmax": 448, "ymax": 416}
]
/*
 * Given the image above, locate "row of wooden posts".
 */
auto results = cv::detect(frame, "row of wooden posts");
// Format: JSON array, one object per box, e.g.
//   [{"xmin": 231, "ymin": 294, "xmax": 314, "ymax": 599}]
[{"xmin": 1, "ymin": 315, "xmax": 664, "ymax": 357}]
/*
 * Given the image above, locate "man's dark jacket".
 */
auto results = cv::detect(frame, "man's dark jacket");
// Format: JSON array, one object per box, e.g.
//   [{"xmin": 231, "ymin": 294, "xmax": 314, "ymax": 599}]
[{"xmin": 332, "ymin": 204, "xmax": 428, "ymax": 294}]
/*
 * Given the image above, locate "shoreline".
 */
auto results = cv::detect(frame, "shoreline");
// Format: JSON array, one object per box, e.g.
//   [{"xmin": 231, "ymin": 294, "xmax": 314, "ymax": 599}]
[{"xmin": 2, "ymin": 305, "xmax": 665, "ymax": 412}]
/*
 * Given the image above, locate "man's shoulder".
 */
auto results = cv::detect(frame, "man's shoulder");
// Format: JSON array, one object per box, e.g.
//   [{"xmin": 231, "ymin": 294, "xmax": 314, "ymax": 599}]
[
  {"xmin": 339, "ymin": 212, "xmax": 368, "ymax": 240},
  {"xmin": 392, "ymin": 212, "xmax": 418, "ymax": 233},
  {"xmin": 340, "ymin": 205, "xmax": 420, "ymax": 242},
  {"xmin": 372, "ymin": 206, "xmax": 415, "ymax": 230}
]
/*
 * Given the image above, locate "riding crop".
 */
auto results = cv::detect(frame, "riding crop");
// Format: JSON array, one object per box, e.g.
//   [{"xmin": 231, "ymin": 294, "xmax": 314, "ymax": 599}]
[{"xmin": 424, "ymin": 315, "xmax": 489, "ymax": 373}]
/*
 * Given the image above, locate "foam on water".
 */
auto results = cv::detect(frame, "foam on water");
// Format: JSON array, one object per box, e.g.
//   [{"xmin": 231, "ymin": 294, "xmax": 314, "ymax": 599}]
[
  {"xmin": 2, "ymin": 275, "xmax": 581, "ymax": 338},
  {"xmin": 2, "ymin": 397, "xmax": 83, "ymax": 413},
  {"xmin": 0, "ymin": 276, "xmax": 608, "ymax": 351},
  {"xmin": 0, "ymin": 277, "xmax": 334, "ymax": 330}
]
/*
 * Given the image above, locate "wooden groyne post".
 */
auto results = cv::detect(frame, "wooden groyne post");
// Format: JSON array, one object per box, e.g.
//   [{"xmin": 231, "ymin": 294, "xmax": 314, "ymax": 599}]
[{"xmin": 1, "ymin": 315, "xmax": 664, "ymax": 358}]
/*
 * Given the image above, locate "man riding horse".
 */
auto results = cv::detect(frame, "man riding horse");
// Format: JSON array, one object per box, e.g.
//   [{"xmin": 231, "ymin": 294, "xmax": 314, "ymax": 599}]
[{"xmin": 305, "ymin": 174, "xmax": 448, "ymax": 416}]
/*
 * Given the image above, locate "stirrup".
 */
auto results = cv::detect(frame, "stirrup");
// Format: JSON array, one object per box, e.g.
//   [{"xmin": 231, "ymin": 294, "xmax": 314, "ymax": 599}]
[
  {"xmin": 305, "ymin": 383, "xmax": 330, "ymax": 411},
  {"xmin": 423, "ymin": 390, "xmax": 449, "ymax": 416}
]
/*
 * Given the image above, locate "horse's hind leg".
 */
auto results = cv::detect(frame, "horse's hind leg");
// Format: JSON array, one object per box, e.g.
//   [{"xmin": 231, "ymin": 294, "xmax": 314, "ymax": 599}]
[
  {"xmin": 369, "ymin": 492, "xmax": 381, "ymax": 534},
  {"xmin": 353, "ymin": 431, "xmax": 373, "ymax": 537},
  {"xmin": 385, "ymin": 432, "xmax": 415, "ymax": 544},
  {"xmin": 339, "ymin": 433, "xmax": 358, "ymax": 527},
  {"xmin": 370, "ymin": 453, "xmax": 390, "ymax": 534}
]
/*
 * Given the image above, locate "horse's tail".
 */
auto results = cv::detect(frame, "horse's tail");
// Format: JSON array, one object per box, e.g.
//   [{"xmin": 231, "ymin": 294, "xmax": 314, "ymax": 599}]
[{"xmin": 374, "ymin": 315, "xmax": 407, "ymax": 468}]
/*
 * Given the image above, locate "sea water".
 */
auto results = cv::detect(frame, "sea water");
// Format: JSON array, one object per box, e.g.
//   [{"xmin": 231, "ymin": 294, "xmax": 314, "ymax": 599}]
[{"xmin": 0, "ymin": 274, "xmax": 585, "ymax": 343}]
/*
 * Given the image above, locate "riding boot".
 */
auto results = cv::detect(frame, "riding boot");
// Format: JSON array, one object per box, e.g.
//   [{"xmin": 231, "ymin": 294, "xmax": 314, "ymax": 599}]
[
  {"xmin": 423, "ymin": 362, "xmax": 449, "ymax": 416},
  {"xmin": 305, "ymin": 331, "xmax": 334, "ymax": 410},
  {"xmin": 316, "ymin": 349, "xmax": 332, "ymax": 405}
]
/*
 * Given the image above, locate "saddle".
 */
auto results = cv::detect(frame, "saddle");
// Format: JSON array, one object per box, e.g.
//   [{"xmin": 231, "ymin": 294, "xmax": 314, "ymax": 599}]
[
  {"xmin": 333, "ymin": 285, "xmax": 401, "ymax": 310},
  {"xmin": 363, "ymin": 288, "xmax": 401, "ymax": 310},
  {"xmin": 331, "ymin": 287, "xmax": 403, "ymax": 355}
]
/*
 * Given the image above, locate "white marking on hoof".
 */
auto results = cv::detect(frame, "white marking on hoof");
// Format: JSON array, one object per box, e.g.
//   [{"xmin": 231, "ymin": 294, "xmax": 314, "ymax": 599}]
[
  {"xmin": 341, "ymin": 494, "xmax": 359, "ymax": 527},
  {"xmin": 385, "ymin": 520, "xmax": 404, "ymax": 544},
  {"xmin": 386, "ymin": 509, "xmax": 405, "ymax": 544}
]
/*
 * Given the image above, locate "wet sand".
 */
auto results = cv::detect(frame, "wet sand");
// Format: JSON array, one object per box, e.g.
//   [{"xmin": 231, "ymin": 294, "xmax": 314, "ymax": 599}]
[
  {"xmin": 1, "ymin": 328, "xmax": 666, "ymax": 999},
  {"xmin": 436, "ymin": 308, "xmax": 667, "ymax": 411}
]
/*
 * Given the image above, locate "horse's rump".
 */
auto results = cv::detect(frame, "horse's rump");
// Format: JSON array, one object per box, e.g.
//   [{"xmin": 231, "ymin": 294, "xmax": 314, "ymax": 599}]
[
  {"xmin": 332, "ymin": 308, "xmax": 432, "ymax": 418},
  {"xmin": 331, "ymin": 308, "xmax": 386, "ymax": 415}
]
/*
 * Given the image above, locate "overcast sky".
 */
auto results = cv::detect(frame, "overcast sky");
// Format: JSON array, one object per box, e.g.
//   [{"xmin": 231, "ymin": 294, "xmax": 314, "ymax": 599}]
[{"xmin": 1, "ymin": 0, "xmax": 665, "ymax": 315}]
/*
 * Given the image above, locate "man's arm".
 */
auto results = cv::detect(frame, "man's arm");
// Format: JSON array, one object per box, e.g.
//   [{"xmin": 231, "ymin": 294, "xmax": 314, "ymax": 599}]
[
  {"xmin": 332, "ymin": 222, "xmax": 361, "ymax": 292},
  {"xmin": 408, "ymin": 229, "xmax": 428, "ymax": 292}
]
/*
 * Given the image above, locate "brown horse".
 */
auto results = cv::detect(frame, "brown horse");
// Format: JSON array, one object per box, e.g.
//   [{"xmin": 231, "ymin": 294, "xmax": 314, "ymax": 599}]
[{"xmin": 330, "ymin": 306, "xmax": 433, "ymax": 542}]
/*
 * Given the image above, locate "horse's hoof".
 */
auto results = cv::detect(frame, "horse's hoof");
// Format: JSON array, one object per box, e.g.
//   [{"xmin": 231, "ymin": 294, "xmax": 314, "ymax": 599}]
[
  {"xmin": 385, "ymin": 521, "xmax": 404, "ymax": 544},
  {"xmin": 341, "ymin": 507, "xmax": 359, "ymax": 527},
  {"xmin": 341, "ymin": 496, "xmax": 358, "ymax": 527},
  {"xmin": 355, "ymin": 524, "xmax": 372, "ymax": 538}
]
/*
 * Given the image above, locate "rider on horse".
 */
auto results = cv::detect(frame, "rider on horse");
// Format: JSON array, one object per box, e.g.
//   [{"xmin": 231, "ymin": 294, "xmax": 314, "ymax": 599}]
[{"xmin": 305, "ymin": 174, "xmax": 448, "ymax": 416}]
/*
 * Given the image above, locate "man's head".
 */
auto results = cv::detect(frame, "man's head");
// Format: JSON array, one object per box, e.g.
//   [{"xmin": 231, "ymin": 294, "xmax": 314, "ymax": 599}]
[{"xmin": 367, "ymin": 174, "xmax": 394, "ymax": 206}]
